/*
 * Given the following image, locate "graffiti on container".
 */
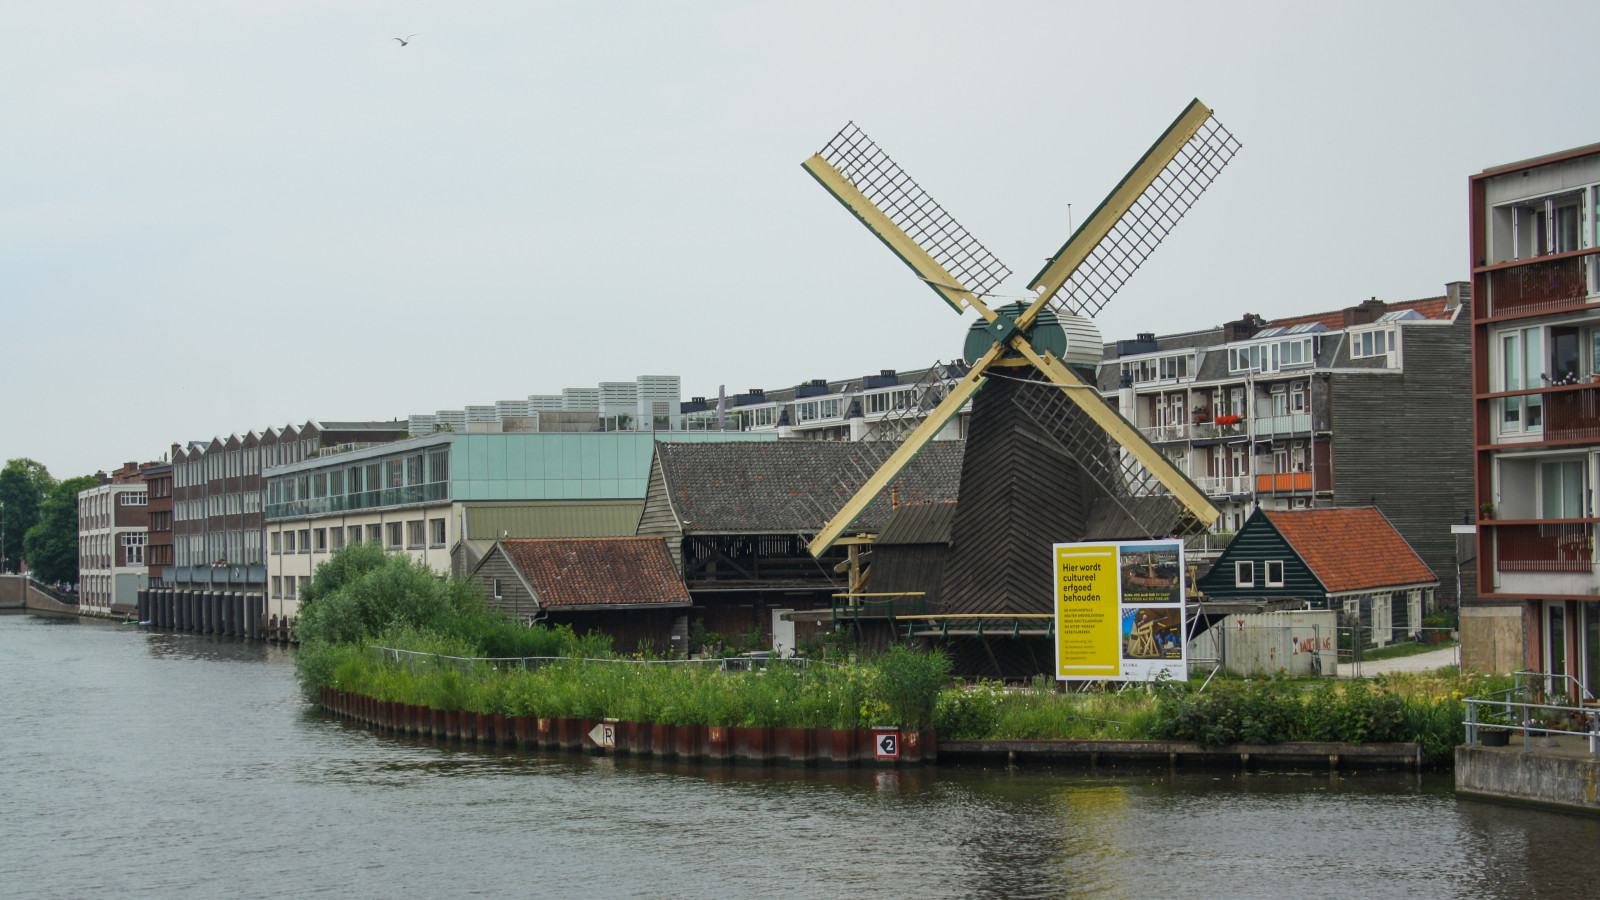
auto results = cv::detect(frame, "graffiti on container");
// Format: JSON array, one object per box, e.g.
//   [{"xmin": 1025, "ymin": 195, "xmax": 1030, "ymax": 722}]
[{"xmin": 1291, "ymin": 636, "xmax": 1333, "ymax": 655}]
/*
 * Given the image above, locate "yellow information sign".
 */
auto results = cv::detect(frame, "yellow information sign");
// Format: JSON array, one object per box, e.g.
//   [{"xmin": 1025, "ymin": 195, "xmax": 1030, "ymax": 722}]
[{"xmin": 1053, "ymin": 544, "xmax": 1121, "ymax": 679}]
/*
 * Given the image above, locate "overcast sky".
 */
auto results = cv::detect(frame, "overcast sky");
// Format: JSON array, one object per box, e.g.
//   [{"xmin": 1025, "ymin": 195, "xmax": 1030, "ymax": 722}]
[{"xmin": 6, "ymin": 0, "xmax": 1599, "ymax": 479}]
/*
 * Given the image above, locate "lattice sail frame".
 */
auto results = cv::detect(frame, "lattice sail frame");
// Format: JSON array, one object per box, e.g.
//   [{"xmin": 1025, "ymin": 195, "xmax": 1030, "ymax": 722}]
[
  {"xmin": 1006, "ymin": 375, "xmax": 1207, "ymax": 539},
  {"xmin": 1037, "ymin": 113, "xmax": 1241, "ymax": 318},
  {"xmin": 816, "ymin": 124, "xmax": 1012, "ymax": 304},
  {"xmin": 781, "ymin": 361, "xmax": 967, "ymax": 531}
]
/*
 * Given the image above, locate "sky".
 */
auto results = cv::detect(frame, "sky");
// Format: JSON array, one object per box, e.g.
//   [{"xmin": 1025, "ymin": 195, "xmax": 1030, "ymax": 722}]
[{"xmin": 6, "ymin": 0, "xmax": 1600, "ymax": 479}]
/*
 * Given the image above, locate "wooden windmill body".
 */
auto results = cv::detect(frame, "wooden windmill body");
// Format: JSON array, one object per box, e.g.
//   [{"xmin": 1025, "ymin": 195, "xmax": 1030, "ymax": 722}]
[{"xmin": 800, "ymin": 101, "xmax": 1242, "ymax": 674}]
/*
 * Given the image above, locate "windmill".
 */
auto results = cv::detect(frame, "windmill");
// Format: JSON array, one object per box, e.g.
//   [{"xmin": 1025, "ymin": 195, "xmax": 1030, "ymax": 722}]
[{"xmin": 800, "ymin": 100, "xmax": 1241, "ymax": 617}]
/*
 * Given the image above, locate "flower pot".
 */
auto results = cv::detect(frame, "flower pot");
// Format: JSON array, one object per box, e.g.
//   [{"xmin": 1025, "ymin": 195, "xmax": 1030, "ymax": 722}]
[
  {"xmin": 731, "ymin": 726, "xmax": 773, "ymax": 764},
  {"xmin": 705, "ymin": 726, "xmax": 732, "ymax": 763},
  {"xmin": 773, "ymin": 727, "xmax": 814, "ymax": 766},
  {"xmin": 1480, "ymin": 729, "xmax": 1510, "ymax": 747},
  {"xmin": 647, "ymin": 723, "xmax": 671, "ymax": 758},
  {"xmin": 673, "ymin": 725, "xmax": 703, "ymax": 761},
  {"xmin": 820, "ymin": 729, "xmax": 857, "ymax": 766}
]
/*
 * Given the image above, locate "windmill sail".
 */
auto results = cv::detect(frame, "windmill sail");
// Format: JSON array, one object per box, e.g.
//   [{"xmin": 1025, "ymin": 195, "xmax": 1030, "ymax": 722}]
[
  {"xmin": 805, "ymin": 123, "xmax": 1011, "ymax": 313},
  {"xmin": 1028, "ymin": 100, "xmax": 1241, "ymax": 319}
]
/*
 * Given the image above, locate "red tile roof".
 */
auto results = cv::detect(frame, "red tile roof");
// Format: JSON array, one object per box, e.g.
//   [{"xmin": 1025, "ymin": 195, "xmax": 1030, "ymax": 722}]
[
  {"xmin": 499, "ymin": 538, "xmax": 691, "ymax": 609},
  {"xmin": 1265, "ymin": 296, "xmax": 1452, "ymax": 331},
  {"xmin": 1262, "ymin": 507, "xmax": 1436, "ymax": 594}
]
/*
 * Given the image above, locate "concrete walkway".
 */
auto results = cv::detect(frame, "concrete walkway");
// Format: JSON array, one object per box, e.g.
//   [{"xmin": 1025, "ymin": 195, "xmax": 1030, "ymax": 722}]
[{"xmin": 1337, "ymin": 644, "xmax": 1459, "ymax": 678}]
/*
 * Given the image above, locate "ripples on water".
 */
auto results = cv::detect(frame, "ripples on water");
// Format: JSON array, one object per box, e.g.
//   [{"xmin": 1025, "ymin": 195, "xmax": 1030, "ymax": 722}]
[{"xmin": 0, "ymin": 612, "xmax": 1594, "ymax": 899}]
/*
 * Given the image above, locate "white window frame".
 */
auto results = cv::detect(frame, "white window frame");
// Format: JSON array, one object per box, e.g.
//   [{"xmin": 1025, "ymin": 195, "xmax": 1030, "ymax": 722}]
[
  {"xmin": 1235, "ymin": 560, "xmax": 1256, "ymax": 588},
  {"xmin": 1264, "ymin": 559, "xmax": 1284, "ymax": 588}
]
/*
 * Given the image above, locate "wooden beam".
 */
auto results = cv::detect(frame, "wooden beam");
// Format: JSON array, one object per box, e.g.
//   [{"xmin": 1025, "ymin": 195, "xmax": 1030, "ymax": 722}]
[
  {"xmin": 1017, "ymin": 99, "xmax": 1214, "ymax": 332},
  {"xmin": 1011, "ymin": 340, "xmax": 1220, "ymax": 527},
  {"xmin": 806, "ymin": 342, "xmax": 1005, "ymax": 557}
]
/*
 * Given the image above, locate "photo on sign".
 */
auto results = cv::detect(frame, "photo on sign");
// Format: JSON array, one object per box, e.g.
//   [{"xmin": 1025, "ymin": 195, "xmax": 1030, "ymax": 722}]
[
  {"xmin": 1121, "ymin": 607, "xmax": 1183, "ymax": 660},
  {"xmin": 1119, "ymin": 543, "xmax": 1182, "ymax": 605}
]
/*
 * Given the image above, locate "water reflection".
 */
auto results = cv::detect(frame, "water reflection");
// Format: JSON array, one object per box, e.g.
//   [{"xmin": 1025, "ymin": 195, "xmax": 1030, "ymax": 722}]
[{"xmin": 1, "ymin": 613, "xmax": 1595, "ymax": 900}]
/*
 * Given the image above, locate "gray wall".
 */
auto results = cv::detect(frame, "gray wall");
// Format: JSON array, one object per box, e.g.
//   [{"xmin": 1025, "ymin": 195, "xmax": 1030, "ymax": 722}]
[{"xmin": 1330, "ymin": 310, "xmax": 1475, "ymax": 606}]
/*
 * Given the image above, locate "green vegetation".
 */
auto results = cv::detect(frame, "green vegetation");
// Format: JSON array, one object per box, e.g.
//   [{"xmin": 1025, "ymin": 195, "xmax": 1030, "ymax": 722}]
[
  {"xmin": 297, "ymin": 544, "xmax": 1499, "ymax": 756},
  {"xmin": 294, "ymin": 544, "xmax": 952, "ymax": 729},
  {"xmin": 932, "ymin": 670, "xmax": 1512, "ymax": 763},
  {"xmin": 24, "ymin": 474, "xmax": 97, "ymax": 583},
  {"xmin": 0, "ymin": 458, "xmax": 55, "ymax": 574},
  {"xmin": 1356, "ymin": 638, "xmax": 1458, "ymax": 662}
]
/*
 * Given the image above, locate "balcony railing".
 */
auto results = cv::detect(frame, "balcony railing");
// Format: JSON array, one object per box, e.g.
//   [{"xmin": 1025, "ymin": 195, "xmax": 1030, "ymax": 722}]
[
  {"xmin": 1495, "ymin": 523, "xmax": 1593, "ymax": 573},
  {"xmin": 1487, "ymin": 254, "xmax": 1591, "ymax": 317},
  {"xmin": 1139, "ymin": 422, "xmax": 1197, "ymax": 443},
  {"xmin": 1544, "ymin": 386, "xmax": 1600, "ymax": 442},
  {"xmin": 1194, "ymin": 475, "xmax": 1252, "ymax": 497},
  {"xmin": 1256, "ymin": 472, "xmax": 1314, "ymax": 493},
  {"xmin": 1255, "ymin": 412, "xmax": 1312, "ymax": 437},
  {"xmin": 266, "ymin": 481, "xmax": 449, "ymax": 520}
]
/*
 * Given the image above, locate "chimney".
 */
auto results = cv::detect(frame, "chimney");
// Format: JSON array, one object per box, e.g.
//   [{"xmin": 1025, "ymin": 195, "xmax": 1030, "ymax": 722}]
[
  {"xmin": 1343, "ymin": 297, "xmax": 1388, "ymax": 327},
  {"xmin": 1444, "ymin": 281, "xmax": 1471, "ymax": 312},
  {"xmin": 1222, "ymin": 314, "xmax": 1264, "ymax": 342}
]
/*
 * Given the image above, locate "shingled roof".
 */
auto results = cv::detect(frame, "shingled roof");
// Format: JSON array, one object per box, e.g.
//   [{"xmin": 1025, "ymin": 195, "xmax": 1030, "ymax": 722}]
[
  {"xmin": 1262, "ymin": 507, "xmax": 1436, "ymax": 594},
  {"xmin": 654, "ymin": 440, "xmax": 964, "ymax": 533},
  {"xmin": 497, "ymin": 537, "xmax": 691, "ymax": 610}
]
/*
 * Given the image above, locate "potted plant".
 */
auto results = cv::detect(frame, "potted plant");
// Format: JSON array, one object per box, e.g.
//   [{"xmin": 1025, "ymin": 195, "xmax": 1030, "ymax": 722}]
[
  {"xmin": 1479, "ymin": 503, "xmax": 1495, "ymax": 521},
  {"xmin": 1479, "ymin": 725, "xmax": 1510, "ymax": 747}
]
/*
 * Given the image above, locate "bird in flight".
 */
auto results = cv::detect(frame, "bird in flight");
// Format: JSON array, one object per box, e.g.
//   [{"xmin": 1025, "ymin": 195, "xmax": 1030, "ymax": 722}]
[{"xmin": 393, "ymin": 34, "xmax": 419, "ymax": 46}]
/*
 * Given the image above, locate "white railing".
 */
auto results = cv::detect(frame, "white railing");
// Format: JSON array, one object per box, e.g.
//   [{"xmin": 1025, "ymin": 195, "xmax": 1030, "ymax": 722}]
[
  {"xmin": 1193, "ymin": 475, "xmax": 1251, "ymax": 497},
  {"xmin": 1255, "ymin": 412, "xmax": 1312, "ymax": 437},
  {"xmin": 1139, "ymin": 422, "xmax": 1196, "ymax": 443}
]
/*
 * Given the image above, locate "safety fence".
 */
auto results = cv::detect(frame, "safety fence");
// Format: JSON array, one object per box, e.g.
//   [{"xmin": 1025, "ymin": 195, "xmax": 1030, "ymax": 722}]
[{"xmin": 1463, "ymin": 671, "xmax": 1600, "ymax": 757}]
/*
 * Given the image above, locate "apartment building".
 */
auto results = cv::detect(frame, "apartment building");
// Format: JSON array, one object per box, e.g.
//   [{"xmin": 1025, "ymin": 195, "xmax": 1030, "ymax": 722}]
[
  {"xmin": 169, "ymin": 420, "xmax": 408, "ymax": 597},
  {"xmin": 1095, "ymin": 285, "xmax": 1474, "ymax": 609},
  {"xmin": 261, "ymin": 430, "xmax": 776, "ymax": 619},
  {"xmin": 680, "ymin": 362, "xmax": 971, "ymax": 442},
  {"xmin": 1469, "ymin": 141, "xmax": 1600, "ymax": 688},
  {"xmin": 77, "ymin": 462, "xmax": 160, "ymax": 615},
  {"xmin": 410, "ymin": 375, "xmax": 684, "ymax": 436},
  {"xmin": 144, "ymin": 463, "xmax": 173, "ymax": 586}
]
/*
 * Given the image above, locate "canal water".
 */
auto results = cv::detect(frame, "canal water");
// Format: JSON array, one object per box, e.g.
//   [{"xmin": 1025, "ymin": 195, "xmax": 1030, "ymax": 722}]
[{"xmin": 1, "ymin": 613, "xmax": 1594, "ymax": 899}]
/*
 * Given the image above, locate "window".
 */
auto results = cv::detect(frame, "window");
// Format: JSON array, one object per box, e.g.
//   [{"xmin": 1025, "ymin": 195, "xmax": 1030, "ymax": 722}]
[
  {"xmin": 271, "ymin": 532, "xmax": 281, "ymax": 555},
  {"xmin": 285, "ymin": 577, "xmax": 297, "ymax": 599},
  {"xmin": 298, "ymin": 529, "xmax": 311, "ymax": 553},
  {"xmin": 350, "ymin": 525, "xmax": 363, "ymax": 545},
  {"xmin": 1229, "ymin": 339, "xmax": 1313, "ymax": 374},
  {"xmin": 298, "ymin": 576, "xmax": 310, "ymax": 597},
  {"xmin": 387, "ymin": 522, "xmax": 403, "ymax": 549},
  {"xmin": 330, "ymin": 528, "xmax": 345, "ymax": 551},
  {"xmin": 867, "ymin": 388, "xmax": 916, "ymax": 414},
  {"xmin": 492, "ymin": 578, "xmax": 503, "ymax": 601},
  {"xmin": 406, "ymin": 520, "xmax": 425, "ymax": 548},
  {"xmin": 271, "ymin": 576, "xmax": 282, "ymax": 598},
  {"xmin": 367, "ymin": 524, "xmax": 383, "ymax": 545},
  {"xmin": 1290, "ymin": 382, "xmax": 1306, "ymax": 413},
  {"xmin": 1121, "ymin": 354, "xmax": 1196, "ymax": 384},
  {"xmin": 122, "ymin": 533, "xmax": 146, "ymax": 566},
  {"xmin": 284, "ymin": 530, "xmax": 296, "ymax": 553},
  {"xmin": 795, "ymin": 398, "xmax": 842, "ymax": 422},
  {"xmin": 314, "ymin": 528, "xmax": 328, "ymax": 552},
  {"xmin": 120, "ymin": 492, "xmax": 148, "ymax": 506},
  {"xmin": 1541, "ymin": 460, "xmax": 1586, "ymax": 518},
  {"xmin": 430, "ymin": 518, "xmax": 446, "ymax": 547},
  {"xmin": 1265, "ymin": 560, "xmax": 1284, "ymax": 588},
  {"xmin": 1235, "ymin": 561, "xmax": 1256, "ymax": 588},
  {"xmin": 1500, "ymin": 327, "xmax": 1544, "ymax": 432},
  {"xmin": 747, "ymin": 406, "xmax": 778, "ymax": 428},
  {"xmin": 1349, "ymin": 328, "xmax": 1393, "ymax": 360}
]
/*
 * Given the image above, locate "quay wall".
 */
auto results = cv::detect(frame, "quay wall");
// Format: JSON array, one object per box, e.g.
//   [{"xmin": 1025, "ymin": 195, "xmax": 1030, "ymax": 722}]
[{"xmin": 1457, "ymin": 744, "xmax": 1600, "ymax": 815}]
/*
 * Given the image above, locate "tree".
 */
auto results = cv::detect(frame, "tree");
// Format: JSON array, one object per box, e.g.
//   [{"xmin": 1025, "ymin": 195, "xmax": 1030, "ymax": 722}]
[
  {"xmin": 0, "ymin": 458, "xmax": 54, "ymax": 573},
  {"xmin": 23, "ymin": 475, "xmax": 96, "ymax": 584}
]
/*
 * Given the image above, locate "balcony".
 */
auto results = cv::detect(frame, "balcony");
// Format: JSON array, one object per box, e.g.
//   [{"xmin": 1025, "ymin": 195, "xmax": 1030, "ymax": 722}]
[
  {"xmin": 1255, "ymin": 412, "xmax": 1312, "ymax": 438},
  {"xmin": 1140, "ymin": 422, "xmax": 1197, "ymax": 443},
  {"xmin": 1494, "ymin": 523, "xmax": 1593, "ymax": 573},
  {"xmin": 1194, "ymin": 475, "xmax": 1251, "ymax": 497},
  {"xmin": 1256, "ymin": 472, "xmax": 1314, "ymax": 493},
  {"xmin": 1487, "ymin": 254, "xmax": 1592, "ymax": 317}
]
